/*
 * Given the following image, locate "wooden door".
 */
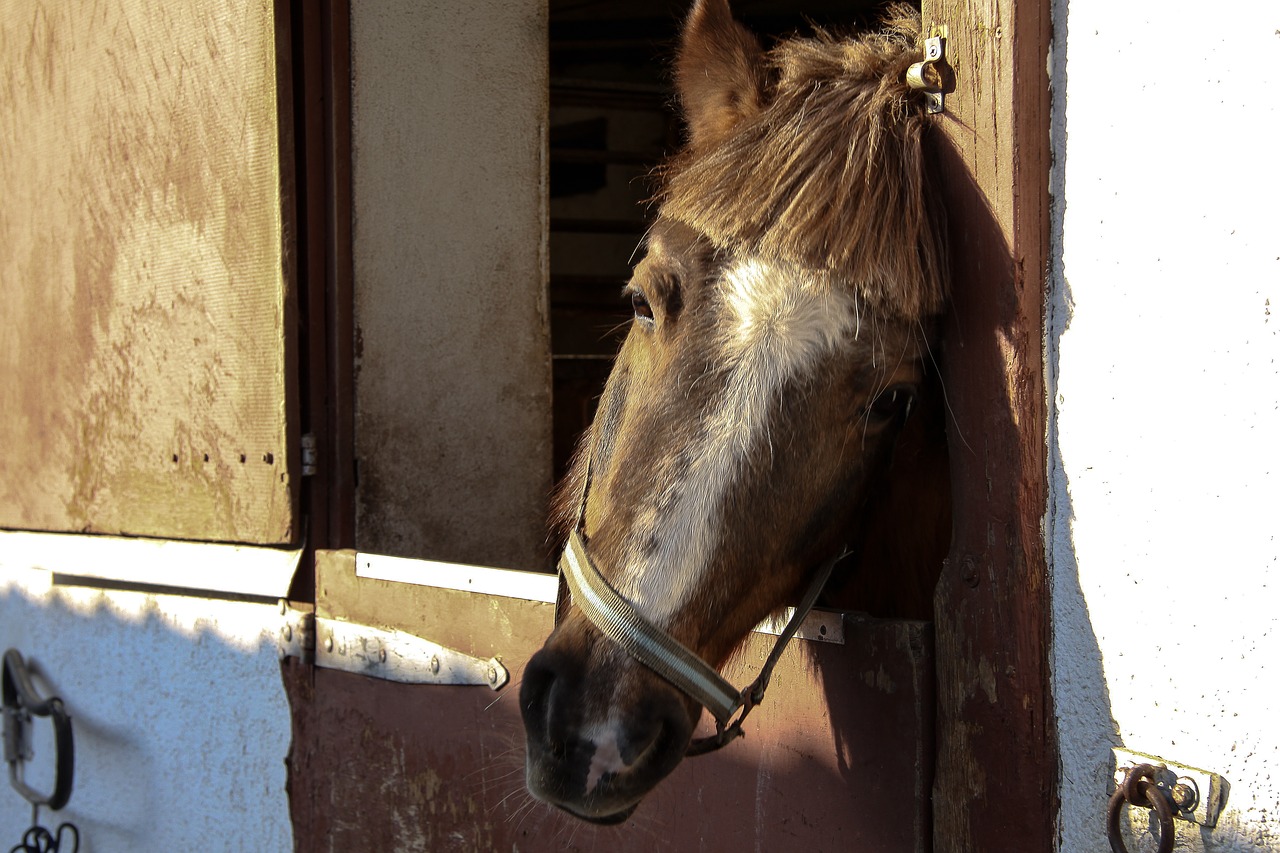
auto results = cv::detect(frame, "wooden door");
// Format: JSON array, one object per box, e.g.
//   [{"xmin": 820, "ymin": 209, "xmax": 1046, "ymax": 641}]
[{"xmin": 285, "ymin": 551, "xmax": 935, "ymax": 851}]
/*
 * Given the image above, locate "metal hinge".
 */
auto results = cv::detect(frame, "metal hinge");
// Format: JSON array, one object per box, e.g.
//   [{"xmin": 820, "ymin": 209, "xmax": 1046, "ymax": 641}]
[
  {"xmin": 300, "ymin": 434, "xmax": 318, "ymax": 477},
  {"xmin": 277, "ymin": 602, "xmax": 509, "ymax": 690}
]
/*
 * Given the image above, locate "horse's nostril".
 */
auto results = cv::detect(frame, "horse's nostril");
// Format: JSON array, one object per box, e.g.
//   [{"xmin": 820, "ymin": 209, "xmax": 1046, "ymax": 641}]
[
  {"xmin": 520, "ymin": 646, "xmax": 572, "ymax": 749},
  {"xmin": 640, "ymin": 694, "xmax": 694, "ymax": 770},
  {"xmin": 521, "ymin": 639, "xmax": 704, "ymax": 821}
]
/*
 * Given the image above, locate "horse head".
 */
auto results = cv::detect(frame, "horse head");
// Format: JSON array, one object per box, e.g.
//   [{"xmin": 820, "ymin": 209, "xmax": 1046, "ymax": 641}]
[{"xmin": 522, "ymin": 0, "xmax": 948, "ymax": 823}]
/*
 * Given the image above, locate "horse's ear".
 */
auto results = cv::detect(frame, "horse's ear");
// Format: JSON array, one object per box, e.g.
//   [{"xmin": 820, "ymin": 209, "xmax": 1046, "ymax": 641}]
[{"xmin": 676, "ymin": 0, "xmax": 765, "ymax": 150}]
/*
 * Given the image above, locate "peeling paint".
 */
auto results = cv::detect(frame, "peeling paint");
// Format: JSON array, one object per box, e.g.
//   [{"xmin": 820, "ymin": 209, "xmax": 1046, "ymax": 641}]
[{"xmin": 864, "ymin": 665, "xmax": 900, "ymax": 694}]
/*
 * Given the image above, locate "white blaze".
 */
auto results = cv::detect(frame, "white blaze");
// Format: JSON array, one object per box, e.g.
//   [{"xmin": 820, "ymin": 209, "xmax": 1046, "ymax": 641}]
[{"xmin": 616, "ymin": 259, "xmax": 860, "ymax": 624}]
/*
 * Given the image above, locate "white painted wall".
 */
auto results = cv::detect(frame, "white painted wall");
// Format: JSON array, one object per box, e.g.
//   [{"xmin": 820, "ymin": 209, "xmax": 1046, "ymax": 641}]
[
  {"xmin": 0, "ymin": 568, "xmax": 292, "ymax": 851},
  {"xmin": 1049, "ymin": 2, "xmax": 1280, "ymax": 851}
]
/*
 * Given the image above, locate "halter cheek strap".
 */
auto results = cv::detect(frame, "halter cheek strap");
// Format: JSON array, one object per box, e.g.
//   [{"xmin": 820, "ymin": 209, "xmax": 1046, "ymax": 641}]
[
  {"xmin": 556, "ymin": 518, "xmax": 843, "ymax": 755},
  {"xmin": 554, "ymin": 422, "xmax": 845, "ymax": 754}
]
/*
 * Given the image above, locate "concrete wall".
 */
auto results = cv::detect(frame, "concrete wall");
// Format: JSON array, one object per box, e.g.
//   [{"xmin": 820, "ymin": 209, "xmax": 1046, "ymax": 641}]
[
  {"xmin": 0, "ymin": 568, "xmax": 291, "ymax": 850},
  {"xmin": 1049, "ymin": 2, "xmax": 1280, "ymax": 850}
]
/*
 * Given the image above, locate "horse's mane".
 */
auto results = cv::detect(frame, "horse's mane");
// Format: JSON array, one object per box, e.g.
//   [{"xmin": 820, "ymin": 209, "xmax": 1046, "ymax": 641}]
[{"xmin": 658, "ymin": 5, "xmax": 947, "ymax": 321}]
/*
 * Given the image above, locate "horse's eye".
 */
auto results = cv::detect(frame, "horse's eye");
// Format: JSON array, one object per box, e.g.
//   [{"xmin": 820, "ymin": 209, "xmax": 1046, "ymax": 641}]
[
  {"xmin": 868, "ymin": 385, "xmax": 916, "ymax": 422},
  {"xmin": 631, "ymin": 291, "xmax": 654, "ymax": 323}
]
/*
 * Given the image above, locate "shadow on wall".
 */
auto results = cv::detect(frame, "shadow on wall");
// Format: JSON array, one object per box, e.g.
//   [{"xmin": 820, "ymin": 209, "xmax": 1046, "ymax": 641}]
[
  {"xmin": 0, "ymin": 575, "xmax": 292, "ymax": 851},
  {"xmin": 1046, "ymin": 1, "xmax": 1125, "ymax": 848}
]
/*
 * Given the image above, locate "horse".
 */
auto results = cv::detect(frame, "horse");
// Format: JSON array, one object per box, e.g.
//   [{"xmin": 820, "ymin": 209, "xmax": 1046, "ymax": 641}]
[{"xmin": 521, "ymin": 0, "xmax": 950, "ymax": 824}]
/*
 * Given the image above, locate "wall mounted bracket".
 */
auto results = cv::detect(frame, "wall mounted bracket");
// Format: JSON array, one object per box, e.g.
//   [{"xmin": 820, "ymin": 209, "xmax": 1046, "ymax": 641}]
[
  {"xmin": 2, "ymin": 649, "xmax": 74, "ymax": 812},
  {"xmin": 1112, "ymin": 747, "xmax": 1228, "ymax": 829},
  {"xmin": 906, "ymin": 27, "xmax": 951, "ymax": 114}
]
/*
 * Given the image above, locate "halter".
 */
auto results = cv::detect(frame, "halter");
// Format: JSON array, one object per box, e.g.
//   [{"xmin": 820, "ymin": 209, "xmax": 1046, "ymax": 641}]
[{"xmin": 555, "ymin": 443, "xmax": 845, "ymax": 755}]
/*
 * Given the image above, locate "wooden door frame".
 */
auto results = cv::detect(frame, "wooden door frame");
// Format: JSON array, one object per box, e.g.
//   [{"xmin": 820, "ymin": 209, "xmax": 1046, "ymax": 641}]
[
  {"xmin": 286, "ymin": 0, "xmax": 1058, "ymax": 849},
  {"xmin": 926, "ymin": 0, "xmax": 1056, "ymax": 850},
  {"xmin": 288, "ymin": 0, "xmax": 356, "ymax": 605}
]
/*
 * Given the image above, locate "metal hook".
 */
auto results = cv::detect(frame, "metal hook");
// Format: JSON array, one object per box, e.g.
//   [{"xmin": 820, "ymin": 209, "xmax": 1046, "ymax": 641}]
[
  {"xmin": 1107, "ymin": 763, "xmax": 1175, "ymax": 853},
  {"xmin": 2, "ymin": 650, "xmax": 74, "ymax": 812}
]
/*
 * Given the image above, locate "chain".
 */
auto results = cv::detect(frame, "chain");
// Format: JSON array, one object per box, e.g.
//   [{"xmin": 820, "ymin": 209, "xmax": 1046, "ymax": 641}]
[{"xmin": 9, "ymin": 806, "xmax": 80, "ymax": 853}]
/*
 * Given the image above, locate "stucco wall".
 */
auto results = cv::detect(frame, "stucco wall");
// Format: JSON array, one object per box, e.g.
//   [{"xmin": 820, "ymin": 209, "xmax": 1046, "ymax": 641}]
[
  {"xmin": 0, "ymin": 568, "xmax": 292, "ymax": 851},
  {"xmin": 1049, "ymin": 2, "xmax": 1280, "ymax": 850}
]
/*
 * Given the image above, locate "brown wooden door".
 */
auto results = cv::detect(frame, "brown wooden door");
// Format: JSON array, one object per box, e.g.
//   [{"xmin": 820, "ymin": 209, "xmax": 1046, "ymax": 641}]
[
  {"xmin": 281, "ymin": 0, "xmax": 1054, "ymax": 850},
  {"xmin": 284, "ymin": 551, "xmax": 935, "ymax": 852}
]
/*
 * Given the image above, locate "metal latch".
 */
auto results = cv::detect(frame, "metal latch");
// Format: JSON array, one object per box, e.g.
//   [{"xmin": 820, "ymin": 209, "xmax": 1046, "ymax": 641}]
[
  {"xmin": 906, "ymin": 28, "xmax": 950, "ymax": 114},
  {"xmin": 2, "ymin": 650, "xmax": 74, "ymax": 812},
  {"xmin": 278, "ymin": 603, "xmax": 509, "ymax": 690},
  {"xmin": 300, "ymin": 433, "xmax": 317, "ymax": 477}
]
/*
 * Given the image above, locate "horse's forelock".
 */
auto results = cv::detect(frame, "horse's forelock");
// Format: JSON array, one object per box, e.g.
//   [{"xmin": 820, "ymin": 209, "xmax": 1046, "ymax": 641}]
[{"xmin": 660, "ymin": 4, "xmax": 946, "ymax": 322}]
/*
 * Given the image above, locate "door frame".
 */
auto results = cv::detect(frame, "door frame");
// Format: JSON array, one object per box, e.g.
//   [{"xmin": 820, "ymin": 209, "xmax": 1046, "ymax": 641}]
[
  {"xmin": 923, "ymin": 0, "xmax": 1056, "ymax": 850},
  {"xmin": 287, "ymin": 0, "xmax": 357, "ymax": 606}
]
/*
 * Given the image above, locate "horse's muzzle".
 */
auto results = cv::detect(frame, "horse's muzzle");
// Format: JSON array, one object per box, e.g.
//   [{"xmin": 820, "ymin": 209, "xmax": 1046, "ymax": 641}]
[{"xmin": 520, "ymin": 638, "xmax": 695, "ymax": 822}]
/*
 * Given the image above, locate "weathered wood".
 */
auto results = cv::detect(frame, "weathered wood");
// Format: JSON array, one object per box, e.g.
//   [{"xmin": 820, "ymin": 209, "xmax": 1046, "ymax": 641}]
[
  {"xmin": 0, "ymin": 0, "xmax": 298, "ymax": 545},
  {"xmin": 284, "ymin": 550, "xmax": 935, "ymax": 852},
  {"xmin": 920, "ymin": 0, "xmax": 1055, "ymax": 850}
]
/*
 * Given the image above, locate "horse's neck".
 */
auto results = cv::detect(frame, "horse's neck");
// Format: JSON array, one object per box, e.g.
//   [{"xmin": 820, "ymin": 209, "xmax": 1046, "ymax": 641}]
[{"xmin": 826, "ymin": 377, "xmax": 951, "ymax": 621}]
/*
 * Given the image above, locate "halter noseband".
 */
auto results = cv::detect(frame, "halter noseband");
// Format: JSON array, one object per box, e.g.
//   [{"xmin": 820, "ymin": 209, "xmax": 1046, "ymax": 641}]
[{"xmin": 555, "ymin": 446, "xmax": 844, "ymax": 755}]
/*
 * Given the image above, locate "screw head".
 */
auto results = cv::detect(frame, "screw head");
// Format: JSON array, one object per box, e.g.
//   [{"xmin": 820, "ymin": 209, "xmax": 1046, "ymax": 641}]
[
  {"xmin": 430, "ymin": 655, "xmax": 440, "ymax": 675},
  {"xmin": 1172, "ymin": 781, "xmax": 1198, "ymax": 811},
  {"xmin": 324, "ymin": 635, "xmax": 334, "ymax": 653},
  {"xmin": 282, "ymin": 624, "xmax": 293, "ymax": 642},
  {"xmin": 487, "ymin": 665, "xmax": 498, "ymax": 684}
]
